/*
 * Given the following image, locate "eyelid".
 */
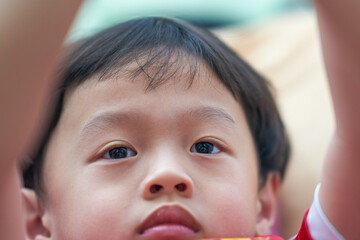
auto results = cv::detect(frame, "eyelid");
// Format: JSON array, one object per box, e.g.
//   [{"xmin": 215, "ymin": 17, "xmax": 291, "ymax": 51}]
[
  {"xmin": 190, "ymin": 142, "xmax": 220, "ymax": 154},
  {"xmin": 96, "ymin": 141, "xmax": 137, "ymax": 159},
  {"xmin": 192, "ymin": 137, "xmax": 227, "ymax": 153}
]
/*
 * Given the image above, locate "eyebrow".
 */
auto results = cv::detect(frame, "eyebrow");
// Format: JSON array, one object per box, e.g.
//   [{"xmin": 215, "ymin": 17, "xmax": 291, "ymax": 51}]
[
  {"xmin": 80, "ymin": 106, "xmax": 236, "ymax": 139},
  {"xmin": 80, "ymin": 111, "xmax": 141, "ymax": 138},
  {"xmin": 186, "ymin": 106, "xmax": 236, "ymax": 125}
]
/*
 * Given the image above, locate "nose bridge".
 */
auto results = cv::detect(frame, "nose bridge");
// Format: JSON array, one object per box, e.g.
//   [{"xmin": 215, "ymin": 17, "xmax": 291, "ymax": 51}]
[{"xmin": 141, "ymin": 148, "xmax": 194, "ymax": 199}]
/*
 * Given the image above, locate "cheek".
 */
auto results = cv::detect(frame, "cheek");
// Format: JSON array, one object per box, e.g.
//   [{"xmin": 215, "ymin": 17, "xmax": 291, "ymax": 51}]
[
  {"xmin": 45, "ymin": 163, "xmax": 141, "ymax": 240},
  {"xmin": 49, "ymin": 186, "xmax": 136, "ymax": 240},
  {"xmin": 201, "ymin": 182, "xmax": 258, "ymax": 237},
  {"xmin": 195, "ymin": 160, "xmax": 259, "ymax": 237}
]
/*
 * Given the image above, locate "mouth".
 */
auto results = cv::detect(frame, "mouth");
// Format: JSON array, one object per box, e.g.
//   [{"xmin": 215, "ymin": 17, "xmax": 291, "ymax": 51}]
[{"xmin": 137, "ymin": 205, "xmax": 201, "ymax": 238}]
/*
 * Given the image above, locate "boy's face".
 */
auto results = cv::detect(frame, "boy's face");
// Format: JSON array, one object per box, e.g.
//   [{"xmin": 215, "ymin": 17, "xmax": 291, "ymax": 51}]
[{"xmin": 37, "ymin": 65, "xmax": 275, "ymax": 240}]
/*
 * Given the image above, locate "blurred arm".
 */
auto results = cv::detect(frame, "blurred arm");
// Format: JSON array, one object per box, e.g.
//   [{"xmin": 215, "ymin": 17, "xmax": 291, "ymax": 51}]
[
  {"xmin": 0, "ymin": 1, "xmax": 82, "ymax": 239},
  {"xmin": 0, "ymin": 0, "xmax": 82, "ymax": 172},
  {"xmin": 314, "ymin": 0, "xmax": 360, "ymax": 239}
]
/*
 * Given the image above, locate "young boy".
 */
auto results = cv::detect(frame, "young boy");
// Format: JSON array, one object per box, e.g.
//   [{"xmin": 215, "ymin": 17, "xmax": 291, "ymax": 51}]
[
  {"xmin": 1, "ymin": 0, "xmax": 359, "ymax": 240},
  {"xmin": 21, "ymin": 15, "xmax": 290, "ymax": 239}
]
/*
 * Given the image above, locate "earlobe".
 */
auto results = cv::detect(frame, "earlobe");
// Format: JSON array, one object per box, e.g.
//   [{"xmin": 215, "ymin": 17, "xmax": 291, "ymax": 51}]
[
  {"xmin": 21, "ymin": 188, "xmax": 51, "ymax": 240},
  {"xmin": 255, "ymin": 172, "xmax": 280, "ymax": 236}
]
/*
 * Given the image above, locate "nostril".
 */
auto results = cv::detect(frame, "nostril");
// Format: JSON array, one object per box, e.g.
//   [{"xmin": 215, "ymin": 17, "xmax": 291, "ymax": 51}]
[
  {"xmin": 175, "ymin": 183, "xmax": 187, "ymax": 192},
  {"xmin": 150, "ymin": 184, "xmax": 162, "ymax": 193}
]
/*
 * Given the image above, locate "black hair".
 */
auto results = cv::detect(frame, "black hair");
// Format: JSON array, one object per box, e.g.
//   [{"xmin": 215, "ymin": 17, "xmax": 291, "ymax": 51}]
[{"xmin": 23, "ymin": 17, "xmax": 290, "ymax": 197}]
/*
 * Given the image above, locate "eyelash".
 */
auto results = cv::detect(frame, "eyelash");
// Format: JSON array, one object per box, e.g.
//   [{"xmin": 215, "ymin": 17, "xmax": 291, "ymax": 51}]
[
  {"xmin": 99, "ymin": 142, "xmax": 137, "ymax": 160},
  {"xmin": 190, "ymin": 139, "xmax": 223, "ymax": 155},
  {"xmin": 96, "ymin": 138, "xmax": 224, "ymax": 161}
]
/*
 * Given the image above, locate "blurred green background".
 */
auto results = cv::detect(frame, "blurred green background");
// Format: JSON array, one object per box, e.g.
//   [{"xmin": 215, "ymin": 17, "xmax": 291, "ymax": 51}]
[{"xmin": 68, "ymin": 0, "xmax": 311, "ymax": 41}]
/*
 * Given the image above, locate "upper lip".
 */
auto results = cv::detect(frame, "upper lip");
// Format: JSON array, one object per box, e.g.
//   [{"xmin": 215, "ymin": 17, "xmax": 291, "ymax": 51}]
[{"xmin": 137, "ymin": 205, "xmax": 201, "ymax": 234}]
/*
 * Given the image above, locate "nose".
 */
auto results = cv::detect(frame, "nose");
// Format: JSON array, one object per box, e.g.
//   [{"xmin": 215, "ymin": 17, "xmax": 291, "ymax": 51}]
[{"xmin": 141, "ymin": 167, "xmax": 194, "ymax": 200}]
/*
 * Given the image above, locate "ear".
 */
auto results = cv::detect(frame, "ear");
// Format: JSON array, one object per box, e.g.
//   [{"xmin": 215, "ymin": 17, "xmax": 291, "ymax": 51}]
[
  {"xmin": 21, "ymin": 188, "xmax": 51, "ymax": 240},
  {"xmin": 255, "ymin": 172, "xmax": 280, "ymax": 236}
]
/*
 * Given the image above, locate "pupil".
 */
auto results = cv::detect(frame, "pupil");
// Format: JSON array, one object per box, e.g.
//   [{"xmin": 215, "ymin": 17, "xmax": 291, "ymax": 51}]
[
  {"xmin": 109, "ymin": 147, "xmax": 127, "ymax": 158},
  {"xmin": 196, "ymin": 142, "xmax": 213, "ymax": 154}
]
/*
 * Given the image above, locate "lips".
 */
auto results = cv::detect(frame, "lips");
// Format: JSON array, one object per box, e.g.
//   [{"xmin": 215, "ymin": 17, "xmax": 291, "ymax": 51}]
[{"xmin": 138, "ymin": 205, "xmax": 201, "ymax": 237}]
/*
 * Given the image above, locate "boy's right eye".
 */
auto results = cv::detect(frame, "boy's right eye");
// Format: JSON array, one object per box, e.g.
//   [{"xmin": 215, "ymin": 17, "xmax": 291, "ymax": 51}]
[{"xmin": 102, "ymin": 146, "xmax": 137, "ymax": 160}]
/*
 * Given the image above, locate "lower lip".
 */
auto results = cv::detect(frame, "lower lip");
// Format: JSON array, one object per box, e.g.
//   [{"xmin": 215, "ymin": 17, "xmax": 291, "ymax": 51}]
[{"xmin": 141, "ymin": 224, "xmax": 197, "ymax": 239}]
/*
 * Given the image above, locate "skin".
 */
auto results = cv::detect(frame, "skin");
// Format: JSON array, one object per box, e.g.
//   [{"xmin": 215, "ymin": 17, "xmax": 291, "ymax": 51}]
[
  {"xmin": 0, "ymin": 1, "xmax": 82, "ymax": 240},
  {"xmin": 30, "ymin": 65, "xmax": 278, "ymax": 239},
  {"xmin": 314, "ymin": 0, "xmax": 360, "ymax": 239},
  {"xmin": 0, "ymin": 0, "xmax": 83, "ymax": 173}
]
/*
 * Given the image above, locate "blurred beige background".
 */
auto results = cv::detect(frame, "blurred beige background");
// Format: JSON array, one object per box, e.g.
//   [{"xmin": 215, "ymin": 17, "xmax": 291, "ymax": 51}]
[{"xmin": 216, "ymin": 11, "xmax": 335, "ymax": 238}]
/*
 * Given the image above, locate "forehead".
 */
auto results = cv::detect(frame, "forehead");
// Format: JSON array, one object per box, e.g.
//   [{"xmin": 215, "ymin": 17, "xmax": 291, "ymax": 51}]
[{"xmin": 60, "ymin": 63, "xmax": 245, "ymax": 131}]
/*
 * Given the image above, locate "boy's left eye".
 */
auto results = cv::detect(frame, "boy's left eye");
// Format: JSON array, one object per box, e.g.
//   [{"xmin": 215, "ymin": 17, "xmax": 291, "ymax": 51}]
[
  {"xmin": 103, "ymin": 147, "xmax": 136, "ymax": 159},
  {"xmin": 190, "ymin": 142, "xmax": 220, "ymax": 154}
]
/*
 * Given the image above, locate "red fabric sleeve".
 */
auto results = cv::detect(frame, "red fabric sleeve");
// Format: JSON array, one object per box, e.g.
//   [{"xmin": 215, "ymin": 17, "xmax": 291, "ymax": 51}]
[{"xmin": 294, "ymin": 209, "xmax": 314, "ymax": 240}]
